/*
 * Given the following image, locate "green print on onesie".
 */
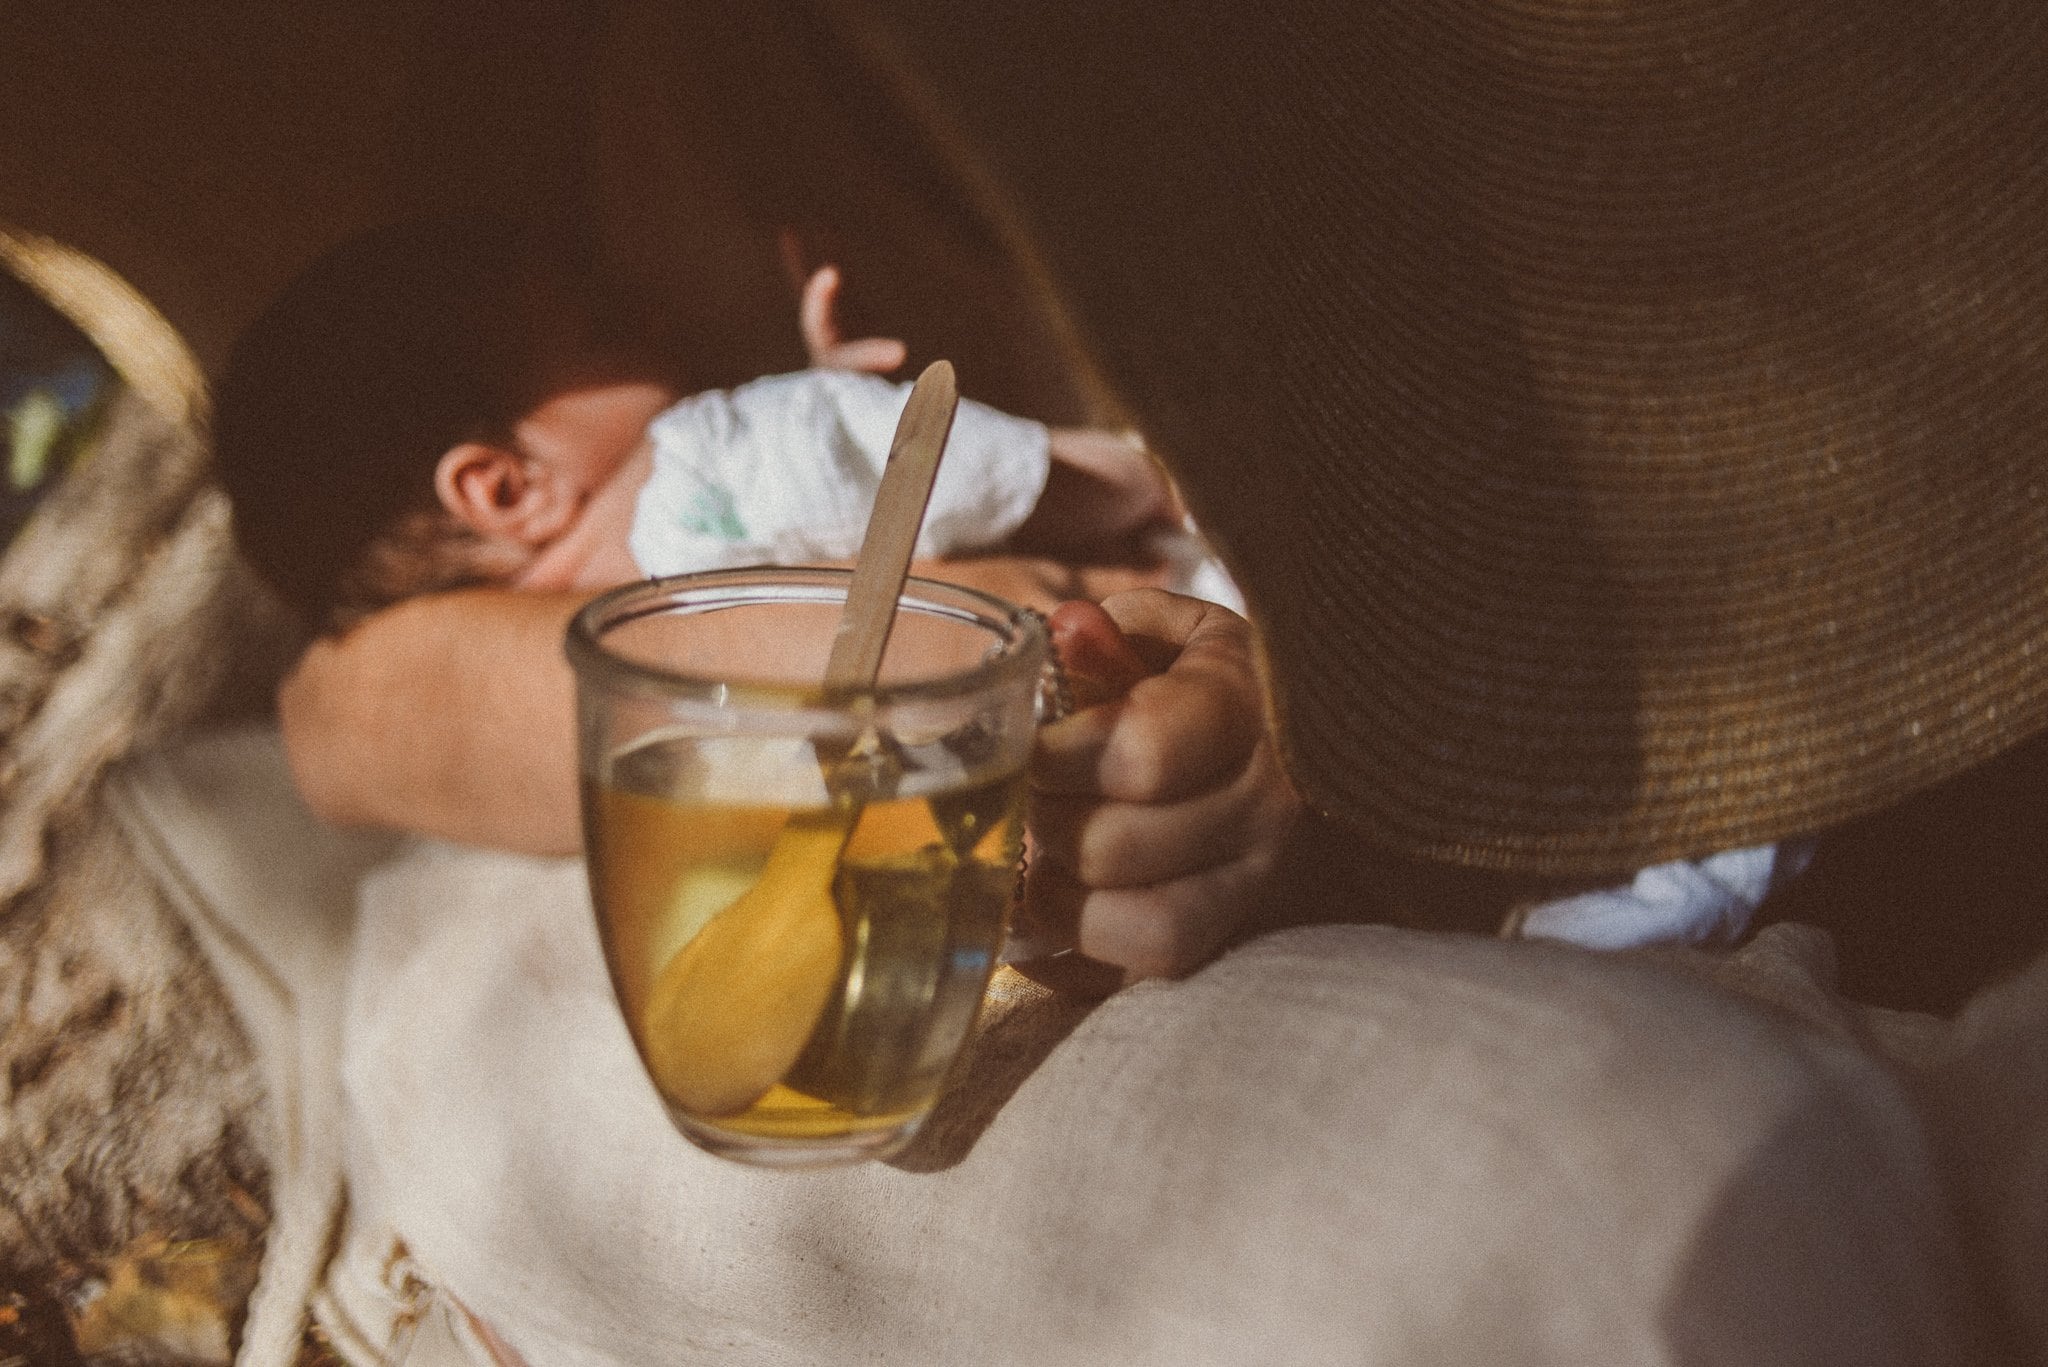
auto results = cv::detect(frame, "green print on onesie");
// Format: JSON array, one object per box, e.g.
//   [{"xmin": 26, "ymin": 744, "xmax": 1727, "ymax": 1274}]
[{"xmin": 682, "ymin": 485, "xmax": 746, "ymax": 540}]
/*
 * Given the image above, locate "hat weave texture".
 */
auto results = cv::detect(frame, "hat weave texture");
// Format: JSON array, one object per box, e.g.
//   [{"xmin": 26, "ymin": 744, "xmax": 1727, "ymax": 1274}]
[{"xmin": 838, "ymin": 0, "xmax": 2048, "ymax": 875}]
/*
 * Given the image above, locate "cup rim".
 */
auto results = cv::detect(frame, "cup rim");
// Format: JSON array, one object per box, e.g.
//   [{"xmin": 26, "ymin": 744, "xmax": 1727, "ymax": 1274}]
[{"xmin": 564, "ymin": 566, "xmax": 1048, "ymax": 707}]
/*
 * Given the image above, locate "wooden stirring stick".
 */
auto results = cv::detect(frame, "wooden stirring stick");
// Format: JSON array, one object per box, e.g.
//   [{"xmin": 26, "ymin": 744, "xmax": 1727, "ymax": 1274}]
[{"xmin": 641, "ymin": 361, "xmax": 960, "ymax": 1118}]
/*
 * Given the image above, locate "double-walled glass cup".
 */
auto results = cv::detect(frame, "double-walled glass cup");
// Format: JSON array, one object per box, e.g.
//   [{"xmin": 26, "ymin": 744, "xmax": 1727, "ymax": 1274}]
[{"xmin": 567, "ymin": 568, "xmax": 1047, "ymax": 1167}]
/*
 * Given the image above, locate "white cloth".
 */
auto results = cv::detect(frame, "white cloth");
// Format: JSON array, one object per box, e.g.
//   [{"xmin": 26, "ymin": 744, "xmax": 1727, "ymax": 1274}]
[
  {"xmin": 629, "ymin": 369, "xmax": 1249, "ymax": 621},
  {"xmin": 1147, "ymin": 518, "xmax": 1248, "ymax": 615},
  {"xmin": 1518, "ymin": 839, "xmax": 1818, "ymax": 951},
  {"xmin": 628, "ymin": 370, "xmax": 1052, "ymax": 576}
]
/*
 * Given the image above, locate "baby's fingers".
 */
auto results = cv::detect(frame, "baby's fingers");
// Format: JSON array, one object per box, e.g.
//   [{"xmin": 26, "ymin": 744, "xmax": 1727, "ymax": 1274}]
[
  {"xmin": 798, "ymin": 263, "xmax": 845, "ymax": 357},
  {"xmin": 817, "ymin": 335, "xmax": 908, "ymax": 375},
  {"xmin": 799, "ymin": 263, "xmax": 907, "ymax": 374}
]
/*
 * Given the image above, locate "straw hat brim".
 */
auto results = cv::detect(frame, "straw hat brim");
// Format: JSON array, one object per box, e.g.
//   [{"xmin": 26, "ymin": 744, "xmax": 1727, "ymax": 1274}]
[{"xmin": 823, "ymin": 0, "xmax": 2048, "ymax": 877}]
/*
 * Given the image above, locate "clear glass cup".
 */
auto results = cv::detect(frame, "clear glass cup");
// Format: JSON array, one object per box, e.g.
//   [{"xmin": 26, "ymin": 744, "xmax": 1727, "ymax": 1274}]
[{"xmin": 566, "ymin": 567, "xmax": 1048, "ymax": 1167}]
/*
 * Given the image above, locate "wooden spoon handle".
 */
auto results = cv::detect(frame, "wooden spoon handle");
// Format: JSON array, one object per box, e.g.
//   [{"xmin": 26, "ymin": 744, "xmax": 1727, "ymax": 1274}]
[{"xmin": 823, "ymin": 360, "xmax": 959, "ymax": 695}]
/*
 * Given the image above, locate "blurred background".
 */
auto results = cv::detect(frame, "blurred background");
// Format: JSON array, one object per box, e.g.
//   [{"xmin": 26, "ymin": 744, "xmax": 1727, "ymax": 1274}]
[{"xmin": 0, "ymin": 1, "xmax": 1088, "ymax": 416}]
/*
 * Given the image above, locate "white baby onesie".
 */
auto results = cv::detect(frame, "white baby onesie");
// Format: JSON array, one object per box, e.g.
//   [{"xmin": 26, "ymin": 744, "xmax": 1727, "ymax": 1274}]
[{"xmin": 628, "ymin": 369, "xmax": 1052, "ymax": 576}]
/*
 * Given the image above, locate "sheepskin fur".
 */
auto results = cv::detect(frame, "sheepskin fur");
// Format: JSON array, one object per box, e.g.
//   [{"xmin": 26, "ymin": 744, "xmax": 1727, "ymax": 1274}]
[{"xmin": 0, "ymin": 389, "xmax": 290, "ymax": 1360}]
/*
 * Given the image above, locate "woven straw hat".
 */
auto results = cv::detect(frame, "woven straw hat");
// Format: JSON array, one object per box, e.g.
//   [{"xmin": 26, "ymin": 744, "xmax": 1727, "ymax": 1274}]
[{"xmin": 829, "ymin": 0, "xmax": 2048, "ymax": 877}]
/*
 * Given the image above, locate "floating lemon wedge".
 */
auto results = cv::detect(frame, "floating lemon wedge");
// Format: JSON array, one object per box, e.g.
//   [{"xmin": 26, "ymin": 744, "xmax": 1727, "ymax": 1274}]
[{"xmin": 641, "ymin": 808, "xmax": 855, "ymax": 1115}]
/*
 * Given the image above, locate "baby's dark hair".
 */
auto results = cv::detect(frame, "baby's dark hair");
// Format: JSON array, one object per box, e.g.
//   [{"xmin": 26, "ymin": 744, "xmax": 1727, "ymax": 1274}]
[{"xmin": 214, "ymin": 211, "xmax": 661, "ymax": 633}]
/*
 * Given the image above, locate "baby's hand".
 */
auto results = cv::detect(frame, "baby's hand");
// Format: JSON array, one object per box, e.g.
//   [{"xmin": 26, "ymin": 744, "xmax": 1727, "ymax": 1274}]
[
  {"xmin": 799, "ymin": 265, "xmax": 908, "ymax": 375},
  {"xmin": 1023, "ymin": 590, "xmax": 1301, "ymax": 985},
  {"xmin": 1012, "ymin": 428, "xmax": 1182, "ymax": 560}
]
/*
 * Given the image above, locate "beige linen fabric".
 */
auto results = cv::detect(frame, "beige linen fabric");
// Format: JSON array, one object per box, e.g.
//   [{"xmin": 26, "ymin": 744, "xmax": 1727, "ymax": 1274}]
[
  {"xmin": 340, "ymin": 851, "xmax": 1981, "ymax": 1364},
  {"xmin": 1917, "ymin": 951, "xmax": 2048, "ymax": 1358},
  {"xmin": 114, "ymin": 724, "xmax": 2040, "ymax": 1365}
]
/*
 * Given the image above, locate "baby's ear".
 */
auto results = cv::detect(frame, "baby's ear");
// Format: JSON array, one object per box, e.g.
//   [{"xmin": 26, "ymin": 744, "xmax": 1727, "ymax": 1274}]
[{"xmin": 434, "ymin": 442, "xmax": 574, "ymax": 547}]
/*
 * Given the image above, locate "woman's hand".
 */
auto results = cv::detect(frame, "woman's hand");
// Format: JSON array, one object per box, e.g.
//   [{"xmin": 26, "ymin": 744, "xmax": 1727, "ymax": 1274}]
[{"xmin": 1023, "ymin": 590, "xmax": 1302, "ymax": 984}]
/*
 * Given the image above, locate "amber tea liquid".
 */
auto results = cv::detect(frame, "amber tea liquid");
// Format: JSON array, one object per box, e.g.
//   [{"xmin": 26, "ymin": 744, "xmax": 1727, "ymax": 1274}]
[{"xmin": 585, "ymin": 732, "xmax": 1023, "ymax": 1159}]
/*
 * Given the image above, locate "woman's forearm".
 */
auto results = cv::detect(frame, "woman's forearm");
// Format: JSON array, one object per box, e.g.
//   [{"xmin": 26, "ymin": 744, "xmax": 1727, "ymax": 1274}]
[
  {"xmin": 277, "ymin": 588, "xmax": 591, "ymax": 855},
  {"xmin": 270, "ymin": 554, "xmax": 1176, "ymax": 857}
]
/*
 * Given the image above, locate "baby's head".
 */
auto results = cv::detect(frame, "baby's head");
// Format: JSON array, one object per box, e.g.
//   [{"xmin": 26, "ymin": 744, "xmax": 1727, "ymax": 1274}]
[{"xmin": 215, "ymin": 212, "xmax": 677, "ymax": 633}]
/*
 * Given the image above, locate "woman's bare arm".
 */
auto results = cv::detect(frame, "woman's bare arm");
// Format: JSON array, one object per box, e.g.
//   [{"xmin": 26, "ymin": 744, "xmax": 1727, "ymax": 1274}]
[
  {"xmin": 274, "ymin": 555, "xmax": 1175, "ymax": 856},
  {"xmin": 278, "ymin": 588, "xmax": 591, "ymax": 855}
]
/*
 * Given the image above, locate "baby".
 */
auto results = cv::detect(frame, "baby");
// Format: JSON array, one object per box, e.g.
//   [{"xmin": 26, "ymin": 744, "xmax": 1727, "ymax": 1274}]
[{"xmin": 214, "ymin": 212, "xmax": 1199, "ymax": 637}]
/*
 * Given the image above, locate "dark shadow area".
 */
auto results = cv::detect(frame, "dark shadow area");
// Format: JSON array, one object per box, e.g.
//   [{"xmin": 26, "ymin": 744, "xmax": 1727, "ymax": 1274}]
[
  {"xmin": 1763, "ymin": 727, "xmax": 2048, "ymax": 1014},
  {"xmin": 888, "ymin": 967, "xmax": 1106, "ymax": 1172},
  {"xmin": 0, "ymin": 1, "xmax": 600, "ymax": 376},
  {"xmin": 1663, "ymin": 1102, "xmax": 2022, "ymax": 1366},
  {"xmin": 605, "ymin": 7, "xmax": 1098, "ymax": 426},
  {"xmin": 845, "ymin": 0, "xmax": 1652, "ymax": 861}
]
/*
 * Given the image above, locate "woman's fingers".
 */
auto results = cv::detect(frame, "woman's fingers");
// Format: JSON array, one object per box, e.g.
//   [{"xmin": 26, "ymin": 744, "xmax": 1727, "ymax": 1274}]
[
  {"xmin": 1077, "ymin": 850, "xmax": 1283, "ymax": 982},
  {"xmin": 1022, "ymin": 589, "xmax": 1302, "ymax": 982},
  {"xmin": 1034, "ymin": 643, "xmax": 1265, "ymax": 801},
  {"xmin": 1021, "ymin": 839, "xmax": 1287, "ymax": 983},
  {"xmin": 1029, "ymin": 734, "xmax": 1296, "ymax": 888}
]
